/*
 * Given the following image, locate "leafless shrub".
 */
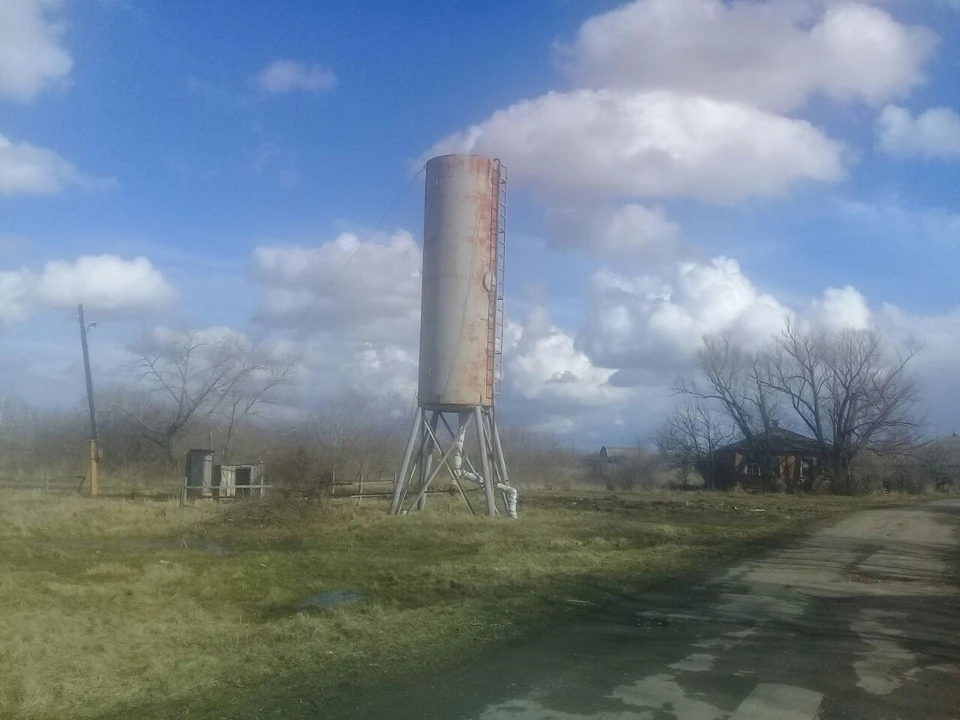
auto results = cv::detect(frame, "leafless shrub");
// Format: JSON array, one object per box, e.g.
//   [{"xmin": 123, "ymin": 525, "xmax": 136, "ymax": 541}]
[
  {"xmin": 121, "ymin": 328, "xmax": 298, "ymax": 459},
  {"xmin": 605, "ymin": 448, "xmax": 685, "ymax": 492},
  {"xmin": 0, "ymin": 397, "xmax": 89, "ymax": 478},
  {"xmin": 262, "ymin": 444, "xmax": 334, "ymax": 498},
  {"xmin": 498, "ymin": 426, "xmax": 590, "ymax": 489}
]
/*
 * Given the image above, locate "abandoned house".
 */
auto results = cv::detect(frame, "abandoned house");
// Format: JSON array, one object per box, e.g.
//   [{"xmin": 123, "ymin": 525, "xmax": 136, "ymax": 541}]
[{"xmin": 708, "ymin": 428, "xmax": 828, "ymax": 492}]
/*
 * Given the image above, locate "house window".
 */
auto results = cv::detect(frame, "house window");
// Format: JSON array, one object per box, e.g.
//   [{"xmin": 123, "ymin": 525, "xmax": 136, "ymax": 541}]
[
  {"xmin": 768, "ymin": 457, "xmax": 782, "ymax": 476},
  {"xmin": 800, "ymin": 458, "xmax": 816, "ymax": 478},
  {"xmin": 747, "ymin": 463, "xmax": 761, "ymax": 476}
]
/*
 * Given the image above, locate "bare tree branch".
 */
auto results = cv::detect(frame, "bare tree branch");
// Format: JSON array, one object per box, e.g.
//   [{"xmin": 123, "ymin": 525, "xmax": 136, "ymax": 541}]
[
  {"xmin": 675, "ymin": 332, "xmax": 782, "ymax": 452},
  {"xmin": 656, "ymin": 400, "xmax": 735, "ymax": 489},
  {"xmin": 765, "ymin": 325, "xmax": 922, "ymax": 493},
  {"xmin": 122, "ymin": 329, "xmax": 299, "ymax": 458}
]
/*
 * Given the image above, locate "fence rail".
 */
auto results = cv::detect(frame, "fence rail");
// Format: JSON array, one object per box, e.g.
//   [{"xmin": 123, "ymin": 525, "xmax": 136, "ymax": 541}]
[
  {"xmin": 329, "ymin": 473, "xmax": 475, "ymax": 504},
  {"xmin": 329, "ymin": 473, "xmax": 396, "ymax": 503},
  {"xmin": 179, "ymin": 482, "xmax": 272, "ymax": 508},
  {"xmin": 0, "ymin": 475, "xmax": 86, "ymax": 493}
]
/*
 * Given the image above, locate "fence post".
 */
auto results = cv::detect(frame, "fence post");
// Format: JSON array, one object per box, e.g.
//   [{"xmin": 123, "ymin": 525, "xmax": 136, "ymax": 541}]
[{"xmin": 357, "ymin": 473, "xmax": 364, "ymax": 506}]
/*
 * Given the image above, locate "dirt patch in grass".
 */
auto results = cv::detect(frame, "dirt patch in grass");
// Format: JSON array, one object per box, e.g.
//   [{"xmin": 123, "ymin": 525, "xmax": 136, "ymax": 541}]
[{"xmin": 0, "ymin": 490, "xmax": 919, "ymax": 720}]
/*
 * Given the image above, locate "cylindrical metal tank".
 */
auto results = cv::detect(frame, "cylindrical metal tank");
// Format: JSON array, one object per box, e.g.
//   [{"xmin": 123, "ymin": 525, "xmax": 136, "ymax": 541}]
[{"xmin": 419, "ymin": 155, "xmax": 501, "ymax": 408}]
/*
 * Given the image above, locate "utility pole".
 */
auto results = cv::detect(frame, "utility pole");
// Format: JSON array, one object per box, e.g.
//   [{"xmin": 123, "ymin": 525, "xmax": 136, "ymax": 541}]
[{"xmin": 78, "ymin": 304, "xmax": 99, "ymax": 496}]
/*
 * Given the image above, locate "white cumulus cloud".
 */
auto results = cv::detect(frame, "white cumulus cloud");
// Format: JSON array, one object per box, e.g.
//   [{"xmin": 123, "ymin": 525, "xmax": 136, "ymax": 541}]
[
  {"xmin": 296, "ymin": 338, "xmax": 419, "ymax": 398},
  {"xmin": 0, "ymin": 269, "xmax": 34, "ymax": 324},
  {"xmin": 577, "ymin": 257, "xmax": 791, "ymax": 378},
  {"xmin": 0, "ymin": 255, "xmax": 176, "ymax": 325},
  {"xmin": 33, "ymin": 255, "xmax": 177, "ymax": 311},
  {"xmin": 422, "ymin": 89, "xmax": 846, "ymax": 203},
  {"xmin": 877, "ymin": 105, "xmax": 960, "ymax": 159},
  {"xmin": 561, "ymin": 0, "xmax": 936, "ymax": 112},
  {"xmin": 252, "ymin": 230, "xmax": 422, "ymax": 343},
  {"xmin": 0, "ymin": 0, "xmax": 72, "ymax": 103},
  {"xmin": 253, "ymin": 59, "xmax": 338, "ymax": 95},
  {"xmin": 545, "ymin": 203, "xmax": 685, "ymax": 264},
  {"xmin": 0, "ymin": 133, "xmax": 114, "ymax": 196},
  {"xmin": 505, "ymin": 307, "xmax": 624, "ymax": 407},
  {"xmin": 0, "ymin": 134, "xmax": 111, "ymax": 196},
  {"xmin": 810, "ymin": 285, "xmax": 873, "ymax": 332}
]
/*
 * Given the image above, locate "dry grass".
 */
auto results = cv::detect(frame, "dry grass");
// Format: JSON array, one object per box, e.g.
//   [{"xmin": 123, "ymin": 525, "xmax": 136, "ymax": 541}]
[{"xmin": 0, "ymin": 489, "xmax": 915, "ymax": 720}]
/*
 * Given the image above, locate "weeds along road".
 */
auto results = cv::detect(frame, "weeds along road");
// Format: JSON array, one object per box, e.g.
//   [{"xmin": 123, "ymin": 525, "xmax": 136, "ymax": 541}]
[{"xmin": 345, "ymin": 500, "xmax": 960, "ymax": 720}]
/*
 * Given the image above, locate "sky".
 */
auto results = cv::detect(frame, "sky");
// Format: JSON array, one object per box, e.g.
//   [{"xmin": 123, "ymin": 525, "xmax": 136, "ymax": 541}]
[{"xmin": 1, "ymin": 0, "xmax": 959, "ymax": 446}]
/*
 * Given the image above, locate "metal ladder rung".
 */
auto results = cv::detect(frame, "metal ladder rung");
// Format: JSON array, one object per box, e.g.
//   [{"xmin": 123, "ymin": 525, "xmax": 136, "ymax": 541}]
[{"xmin": 493, "ymin": 163, "xmax": 507, "ymax": 397}]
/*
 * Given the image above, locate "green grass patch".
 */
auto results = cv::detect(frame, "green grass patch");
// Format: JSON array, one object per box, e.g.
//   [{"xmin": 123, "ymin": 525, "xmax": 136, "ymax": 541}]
[{"xmin": 0, "ymin": 489, "xmax": 913, "ymax": 719}]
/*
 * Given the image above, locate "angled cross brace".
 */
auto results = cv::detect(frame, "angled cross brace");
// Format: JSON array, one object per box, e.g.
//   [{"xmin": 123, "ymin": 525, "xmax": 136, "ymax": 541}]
[{"xmin": 389, "ymin": 406, "xmax": 516, "ymax": 518}]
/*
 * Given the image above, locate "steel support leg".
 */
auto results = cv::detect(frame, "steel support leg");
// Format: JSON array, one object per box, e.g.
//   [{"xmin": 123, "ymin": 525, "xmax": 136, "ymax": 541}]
[
  {"xmin": 418, "ymin": 412, "xmax": 439, "ymax": 511},
  {"xmin": 492, "ymin": 412, "xmax": 510, "ymax": 486},
  {"xmin": 390, "ymin": 408, "xmax": 422, "ymax": 515},
  {"xmin": 475, "ymin": 406, "xmax": 497, "ymax": 517}
]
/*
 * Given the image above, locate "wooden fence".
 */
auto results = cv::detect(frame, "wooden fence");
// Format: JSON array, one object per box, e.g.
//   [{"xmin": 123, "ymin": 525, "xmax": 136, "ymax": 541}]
[
  {"xmin": 179, "ymin": 479, "xmax": 272, "ymax": 508},
  {"xmin": 0, "ymin": 474, "xmax": 86, "ymax": 494},
  {"xmin": 330, "ymin": 473, "xmax": 395, "ymax": 503},
  {"xmin": 329, "ymin": 473, "xmax": 478, "ymax": 504}
]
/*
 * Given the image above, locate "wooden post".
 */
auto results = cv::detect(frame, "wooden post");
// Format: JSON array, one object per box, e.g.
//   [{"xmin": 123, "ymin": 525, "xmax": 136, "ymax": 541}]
[
  {"xmin": 78, "ymin": 304, "xmax": 100, "ymax": 497},
  {"xmin": 89, "ymin": 440, "xmax": 99, "ymax": 497},
  {"xmin": 357, "ymin": 473, "xmax": 364, "ymax": 506},
  {"xmin": 391, "ymin": 409, "xmax": 423, "ymax": 515}
]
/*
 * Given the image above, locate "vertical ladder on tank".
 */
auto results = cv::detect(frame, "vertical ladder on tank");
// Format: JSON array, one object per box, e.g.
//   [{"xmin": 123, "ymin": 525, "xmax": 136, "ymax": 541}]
[
  {"xmin": 484, "ymin": 166, "xmax": 498, "ymax": 402},
  {"xmin": 494, "ymin": 163, "xmax": 507, "ymax": 397}
]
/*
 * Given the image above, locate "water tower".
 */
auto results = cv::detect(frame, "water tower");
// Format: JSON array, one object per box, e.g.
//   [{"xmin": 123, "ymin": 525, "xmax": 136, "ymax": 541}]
[{"xmin": 390, "ymin": 155, "xmax": 517, "ymax": 518}]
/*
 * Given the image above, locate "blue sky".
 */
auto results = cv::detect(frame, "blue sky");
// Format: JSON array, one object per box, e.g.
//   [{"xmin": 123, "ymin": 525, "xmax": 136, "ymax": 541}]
[{"xmin": 2, "ymin": 0, "xmax": 960, "ymax": 444}]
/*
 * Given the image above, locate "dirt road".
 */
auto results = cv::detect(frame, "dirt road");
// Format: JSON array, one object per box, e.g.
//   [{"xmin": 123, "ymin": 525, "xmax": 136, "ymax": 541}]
[{"xmin": 344, "ymin": 500, "xmax": 960, "ymax": 720}]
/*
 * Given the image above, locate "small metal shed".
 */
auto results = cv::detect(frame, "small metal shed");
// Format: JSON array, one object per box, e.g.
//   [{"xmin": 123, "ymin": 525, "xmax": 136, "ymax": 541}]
[
  {"xmin": 185, "ymin": 449, "xmax": 215, "ymax": 498},
  {"xmin": 214, "ymin": 463, "xmax": 266, "ymax": 498}
]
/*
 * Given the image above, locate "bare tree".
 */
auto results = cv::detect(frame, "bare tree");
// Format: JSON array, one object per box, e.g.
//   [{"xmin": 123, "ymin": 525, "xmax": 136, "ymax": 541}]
[
  {"xmin": 676, "ymin": 332, "xmax": 783, "ymax": 455},
  {"xmin": 124, "ymin": 329, "xmax": 296, "ymax": 458},
  {"xmin": 766, "ymin": 322, "xmax": 921, "ymax": 494},
  {"xmin": 656, "ymin": 401, "xmax": 735, "ymax": 489},
  {"xmin": 216, "ymin": 351, "xmax": 298, "ymax": 463}
]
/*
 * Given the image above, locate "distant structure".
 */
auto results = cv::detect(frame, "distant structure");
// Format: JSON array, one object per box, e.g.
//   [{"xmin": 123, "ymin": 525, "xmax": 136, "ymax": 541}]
[
  {"xmin": 182, "ymin": 451, "xmax": 268, "ymax": 505},
  {"xmin": 185, "ymin": 448, "xmax": 215, "ymax": 498},
  {"xmin": 710, "ymin": 428, "xmax": 827, "ymax": 492},
  {"xmin": 599, "ymin": 446, "xmax": 640, "ymax": 464},
  {"xmin": 390, "ymin": 154, "xmax": 517, "ymax": 518},
  {"xmin": 214, "ymin": 463, "xmax": 266, "ymax": 498}
]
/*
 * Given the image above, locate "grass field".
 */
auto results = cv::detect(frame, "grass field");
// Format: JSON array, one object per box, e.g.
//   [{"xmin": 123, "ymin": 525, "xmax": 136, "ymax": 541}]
[{"xmin": 0, "ymin": 489, "xmax": 916, "ymax": 720}]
